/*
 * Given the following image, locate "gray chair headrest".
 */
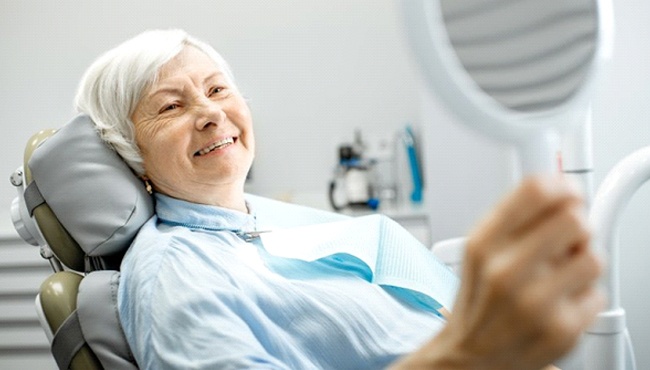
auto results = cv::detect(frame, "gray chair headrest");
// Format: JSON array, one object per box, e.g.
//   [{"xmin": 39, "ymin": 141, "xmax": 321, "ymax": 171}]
[{"xmin": 28, "ymin": 114, "xmax": 154, "ymax": 259}]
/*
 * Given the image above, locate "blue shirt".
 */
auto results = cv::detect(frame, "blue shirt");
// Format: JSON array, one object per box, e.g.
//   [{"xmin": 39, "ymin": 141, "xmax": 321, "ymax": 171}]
[{"xmin": 118, "ymin": 194, "xmax": 456, "ymax": 369}]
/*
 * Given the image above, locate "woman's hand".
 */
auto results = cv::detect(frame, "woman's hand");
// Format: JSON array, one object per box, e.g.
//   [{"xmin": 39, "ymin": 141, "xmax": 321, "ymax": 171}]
[{"xmin": 391, "ymin": 176, "xmax": 605, "ymax": 370}]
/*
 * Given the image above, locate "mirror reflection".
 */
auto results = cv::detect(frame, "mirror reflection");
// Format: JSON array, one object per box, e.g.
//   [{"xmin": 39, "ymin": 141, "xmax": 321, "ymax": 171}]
[{"xmin": 440, "ymin": 0, "xmax": 598, "ymax": 111}]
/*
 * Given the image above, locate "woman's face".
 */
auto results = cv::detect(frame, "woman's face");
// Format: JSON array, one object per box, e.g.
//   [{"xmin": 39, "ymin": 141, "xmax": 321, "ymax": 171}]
[{"xmin": 131, "ymin": 46, "xmax": 254, "ymax": 206}]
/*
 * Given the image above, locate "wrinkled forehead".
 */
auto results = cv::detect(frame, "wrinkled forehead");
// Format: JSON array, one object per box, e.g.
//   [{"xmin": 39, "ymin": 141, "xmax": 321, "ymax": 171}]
[{"xmin": 149, "ymin": 45, "xmax": 235, "ymax": 92}]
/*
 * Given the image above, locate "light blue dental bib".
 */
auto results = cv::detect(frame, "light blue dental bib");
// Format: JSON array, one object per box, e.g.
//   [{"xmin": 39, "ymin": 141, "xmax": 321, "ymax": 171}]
[{"xmin": 250, "ymin": 194, "xmax": 460, "ymax": 314}]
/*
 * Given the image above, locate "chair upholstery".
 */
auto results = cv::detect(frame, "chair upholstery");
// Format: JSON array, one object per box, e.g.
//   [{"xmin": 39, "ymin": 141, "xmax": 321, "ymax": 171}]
[
  {"xmin": 77, "ymin": 271, "xmax": 138, "ymax": 369},
  {"xmin": 12, "ymin": 114, "xmax": 153, "ymax": 369},
  {"xmin": 27, "ymin": 114, "xmax": 154, "ymax": 270},
  {"xmin": 40, "ymin": 272, "xmax": 103, "ymax": 369}
]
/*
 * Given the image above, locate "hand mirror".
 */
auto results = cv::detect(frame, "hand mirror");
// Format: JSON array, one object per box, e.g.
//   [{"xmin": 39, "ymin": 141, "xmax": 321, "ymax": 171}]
[{"xmin": 401, "ymin": 0, "xmax": 613, "ymax": 175}]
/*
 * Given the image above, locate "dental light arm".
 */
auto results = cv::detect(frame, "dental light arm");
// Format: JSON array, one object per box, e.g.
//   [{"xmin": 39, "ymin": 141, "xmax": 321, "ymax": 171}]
[
  {"xmin": 590, "ymin": 146, "xmax": 650, "ymax": 310},
  {"xmin": 584, "ymin": 146, "xmax": 650, "ymax": 370}
]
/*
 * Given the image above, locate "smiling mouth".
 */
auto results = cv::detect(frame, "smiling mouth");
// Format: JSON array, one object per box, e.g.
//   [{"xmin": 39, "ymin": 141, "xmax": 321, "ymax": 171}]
[{"xmin": 195, "ymin": 137, "xmax": 236, "ymax": 156}]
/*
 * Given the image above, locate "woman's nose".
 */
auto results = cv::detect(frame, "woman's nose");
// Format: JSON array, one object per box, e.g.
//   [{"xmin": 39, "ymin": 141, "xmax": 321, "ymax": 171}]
[{"xmin": 194, "ymin": 99, "xmax": 226, "ymax": 130}]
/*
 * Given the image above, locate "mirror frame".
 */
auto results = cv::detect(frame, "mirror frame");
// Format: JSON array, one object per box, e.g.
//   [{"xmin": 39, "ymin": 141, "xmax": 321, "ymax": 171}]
[{"xmin": 400, "ymin": 0, "xmax": 614, "ymax": 144}]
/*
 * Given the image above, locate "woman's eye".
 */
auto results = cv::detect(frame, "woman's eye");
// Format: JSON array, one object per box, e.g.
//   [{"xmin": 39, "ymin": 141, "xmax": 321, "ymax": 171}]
[
  {"xmin": 161, "ymin": 103, "xmax": 179, "ymax": 113},
  {"xmin": 210, "ymin": 87, "xmax": 224, "ymax": 95}
]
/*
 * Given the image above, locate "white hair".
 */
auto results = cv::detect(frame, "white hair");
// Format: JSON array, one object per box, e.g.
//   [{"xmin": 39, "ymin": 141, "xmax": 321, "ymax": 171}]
[{"xmin": 74, "ymin": 29, "xmax": 237, "ymax": 175}]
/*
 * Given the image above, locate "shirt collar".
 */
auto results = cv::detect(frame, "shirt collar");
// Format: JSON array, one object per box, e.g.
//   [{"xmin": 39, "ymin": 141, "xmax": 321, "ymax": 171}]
[{"xmin": 154, "ymin": 193, "xmax": 257, "ymax": 233}]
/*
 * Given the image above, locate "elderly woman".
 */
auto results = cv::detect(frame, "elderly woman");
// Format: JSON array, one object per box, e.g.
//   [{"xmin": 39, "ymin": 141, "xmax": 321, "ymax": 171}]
[{"xmin": 74, "ymin": 29, "xmax": 603, "ymax": 370}]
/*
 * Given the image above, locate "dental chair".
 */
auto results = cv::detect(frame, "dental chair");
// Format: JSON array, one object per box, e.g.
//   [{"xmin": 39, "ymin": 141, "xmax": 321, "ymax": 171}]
[{"xmin": 10, "ymin": 114, "xmax": 153, "ymax": 369}]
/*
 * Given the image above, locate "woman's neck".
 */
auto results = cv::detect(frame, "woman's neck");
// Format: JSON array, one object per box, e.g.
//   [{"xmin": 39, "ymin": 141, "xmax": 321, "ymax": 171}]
[{"xmin": 157, "ymin": 184, "xmax": 248, "ymax": 213}]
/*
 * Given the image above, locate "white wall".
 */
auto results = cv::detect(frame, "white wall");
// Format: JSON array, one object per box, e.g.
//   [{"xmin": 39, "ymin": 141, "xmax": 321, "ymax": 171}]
[{"xmin": 1, "ymin": 0, "xmax": 649, "ymax": 368}]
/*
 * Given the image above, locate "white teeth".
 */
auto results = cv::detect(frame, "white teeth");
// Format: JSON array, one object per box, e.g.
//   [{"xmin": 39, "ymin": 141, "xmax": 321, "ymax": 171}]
[{"xmin": 197, "ymin": 137, "xmax": 234, "ymax": 156}]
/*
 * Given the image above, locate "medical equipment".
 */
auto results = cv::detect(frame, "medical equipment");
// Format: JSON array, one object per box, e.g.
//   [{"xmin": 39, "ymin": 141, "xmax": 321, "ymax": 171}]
[
  {"xmin": 402, "ymin": 125, "xmax": 424, "ymax": 204},
  {"xmin": 399, "ymin": 0, "xmax": 631, "ymax": 369},
  {"xmin": 329, "ymin": 126, "xmax": 426, "ymax": 211},
  {"xmin": 328, "ymin": 142, "xmax": 379, "ymax": 211}
]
